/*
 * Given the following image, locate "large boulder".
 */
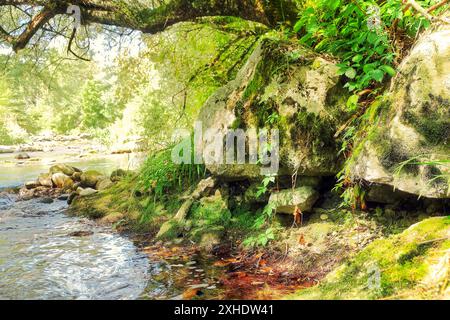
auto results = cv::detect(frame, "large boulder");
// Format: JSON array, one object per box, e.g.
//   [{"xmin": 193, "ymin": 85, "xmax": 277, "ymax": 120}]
[
  {"xmin": 269, "ymin": 186, "xmax": 319, "ymax": 214},
  {"xmin": 38, "ymin": 173, "xmax": 53, "ymax": 188},
  {"xmin": 49, "ymin": 164, "xmax": 79, "ymax": 176},
  {"xmin": 80, "ymin": 170, "xmax": 105, "ymax": 188},
  {"xmin": 196, "ymin": 37, "xmax": 350, "ymax": 181},
  {"xmin": 350, "ymin": 25, "xmax": 450, "ymax": 199},
  {"xmin": 96, "ymin": 179, "xmax": 113, "ymax": 191},
  {"xmin": 51, "ymin": 173, "xmax": 74, "ymax": 190}
]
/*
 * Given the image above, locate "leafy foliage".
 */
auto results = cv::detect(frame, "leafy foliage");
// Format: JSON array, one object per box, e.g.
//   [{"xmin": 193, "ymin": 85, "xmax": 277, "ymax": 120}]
[{"xmin": 293, "ymin": 0, "xmax": 440, "ymax": 93}]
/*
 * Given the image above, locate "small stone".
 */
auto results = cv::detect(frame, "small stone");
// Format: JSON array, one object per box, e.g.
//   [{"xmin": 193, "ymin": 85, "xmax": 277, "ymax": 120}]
[
  {"xmin": 68, "ymin": 231, "xmax": 94, "ymax": 237},
  {"xmin": 15, "ymin": 153, "xmax": 30, "ymax": 160},
  {"xmin": 40, "ymin": 198, "xmax": 54, "ymax": 204},
  {"xmin": 320, "ymin": 214, "xmax": 329, "ymax": 221},
  {"xmin": 78, "ymin": 188, "xmax": 98, "ymax": 197},
  {"xmin": 25, "ymin": 181, "xmax": 40, "ymax": 190}
]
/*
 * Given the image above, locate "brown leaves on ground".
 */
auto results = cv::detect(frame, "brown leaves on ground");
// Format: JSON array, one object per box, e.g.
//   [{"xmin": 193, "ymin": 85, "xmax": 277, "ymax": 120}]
[{"xmin": 215, "ymin": 250, "xmax": 315, "ymax": 299}]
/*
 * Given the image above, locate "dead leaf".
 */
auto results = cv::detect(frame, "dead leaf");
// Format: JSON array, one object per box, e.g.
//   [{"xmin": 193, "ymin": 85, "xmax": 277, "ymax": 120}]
[{"xmin": 298, "ymin": 234, "xmax": 306, "ymax": 245}]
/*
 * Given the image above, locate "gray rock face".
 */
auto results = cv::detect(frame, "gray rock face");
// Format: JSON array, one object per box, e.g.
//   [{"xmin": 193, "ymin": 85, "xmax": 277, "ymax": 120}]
[
  {"xmin": 269, "ymin": 186, "xmax": 319, "ymax": 214},
  {"xmin": 196, "ymin": 37, "xmax": 350, "ymax": 181},
  {"xmin": 351, "ymin": 25, "xmax": 450, "ymax": 199}
]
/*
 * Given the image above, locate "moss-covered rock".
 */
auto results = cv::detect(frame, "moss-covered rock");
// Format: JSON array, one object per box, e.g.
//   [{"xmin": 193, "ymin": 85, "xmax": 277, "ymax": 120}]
[
  {"xmin": 269, "ymin": 186, "xmax": 319, "ymax": 214},
  {"xmin": 49, "ymin": 164, "xmax": 79, "ymax": 176},
  {"xmin": 80, "ymin": 170, "xmax": 105, "ymax": 188},
  {"xmin": 289, "ymin": 216, "xmax": 450, "ymax": 300},
  {"xmin": 350, "ymin": 25, "xmax": 450, "ymax": 199},
  {"xmin": 197, "ymin": 36, "xmax": 350, "ymax": 180}
]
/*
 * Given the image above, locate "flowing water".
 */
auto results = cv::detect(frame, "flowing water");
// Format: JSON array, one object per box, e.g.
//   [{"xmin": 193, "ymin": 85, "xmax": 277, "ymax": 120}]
[{"xmin": 0, "ymin": 153, "xmax": 226, "ymax": 300}]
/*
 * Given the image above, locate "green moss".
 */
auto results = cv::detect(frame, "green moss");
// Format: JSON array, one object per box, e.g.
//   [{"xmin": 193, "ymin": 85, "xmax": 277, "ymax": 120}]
[
  {"xmin": 288, "ymin": 216, "xmax": 450, "ymax": 300},
  {"xmin": 402, "ymin": 95, "xmax": 450, "ymax": 146},
  {"xmin": 290, "ymin": 108, "xmax": 338, "ymax": 157}
]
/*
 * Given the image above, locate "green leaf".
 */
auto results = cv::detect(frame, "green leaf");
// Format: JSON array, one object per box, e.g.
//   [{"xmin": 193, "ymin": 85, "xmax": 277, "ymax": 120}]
[
  {"xmin": 352, "ymin": 54, "xmax": 363, "ymax": 63},
  {"xmin": 380, "ymin": 65, "xmax": 396, "ymax": 77},
  {"xmin": 345, "ymin": 68, "xmax": 357, "ymax": 79},
  {"xmin": 371, "ymin": 69, "xmax": 385, "ymax": 82},
  {"xmin": 367, "ymin": 32, "xmax": 378, "ymax": 45},
  {"xmin": 346, "ymin": 94, "xmax": 359, "ymax": 112}
]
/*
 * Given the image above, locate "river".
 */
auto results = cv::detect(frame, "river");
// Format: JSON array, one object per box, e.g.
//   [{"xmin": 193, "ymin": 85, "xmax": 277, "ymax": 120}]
[{"xmin": 0, "ymin": 152, "xmax": 194, "ymax": 300}]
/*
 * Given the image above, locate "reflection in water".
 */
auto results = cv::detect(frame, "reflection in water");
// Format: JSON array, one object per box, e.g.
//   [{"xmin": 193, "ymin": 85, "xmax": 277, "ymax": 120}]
[{"xmin": 0, "ymin": 197, "xmax": 149, "ymax": 300}]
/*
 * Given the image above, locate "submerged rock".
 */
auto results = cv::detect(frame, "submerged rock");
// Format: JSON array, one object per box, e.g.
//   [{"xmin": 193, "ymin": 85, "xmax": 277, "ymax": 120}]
[
  {"xmin": 351, "ymin": 24, "xmax": 450, "ymax": 199},
  {"xmin": 269, "ymin": 186, "xmax": 319, "ymax": 214}
]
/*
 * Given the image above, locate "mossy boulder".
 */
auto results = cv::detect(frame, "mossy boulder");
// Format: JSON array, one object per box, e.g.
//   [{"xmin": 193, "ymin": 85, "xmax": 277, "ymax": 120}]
[
  {"xmin": 38, "ymin": 173, "xmax": 53, "ymax": 188},
  {"xmin": 268, "ymin": 186, "xmax": 319, "ymax": 214},
  {"xmin": 350, "ymin": 25, "xmax": 450, "ymax": 199},
  {"xmin": 288, "ymin": 216, "xmax": 450, "ymax": 300},
  {"xmin": 49, "ymin": 164, "xmax": 79, "ymax": 176},
  {"xmin": 80, "ymin": 170, "xmax": 105, "ymax": 188},
  {"xmin": 96, "ymin": 178, "xmax": 114, "ymax": 191},
  {"xmin": 197, "ymin": 36, "xmax": 350, "ymax": 181},
  {"xmin": 51, "ymin": 173, "xmax": 74, "ymax": 190},
  {"xmin": 156, "ymin": 219, "xmax": 183, "ymax": 240}
]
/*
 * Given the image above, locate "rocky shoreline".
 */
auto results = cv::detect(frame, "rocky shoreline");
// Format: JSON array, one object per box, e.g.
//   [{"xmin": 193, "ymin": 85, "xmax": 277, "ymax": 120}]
[{"xmin": 18, "ymin": 163, "xmax": 131, "ymax": 205}]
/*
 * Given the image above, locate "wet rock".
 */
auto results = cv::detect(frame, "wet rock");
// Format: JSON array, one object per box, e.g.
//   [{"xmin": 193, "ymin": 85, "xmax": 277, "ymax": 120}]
[
  {"xmin": 72, "ymin": 172, "xmax": 82, "ymax": 182},
  {"xmin": 18, "ymin": 187, "xmax": 35, "ymax": 200},
  {"xmin": 38, "ymin": 173, "xmax": 53, "ymax": 188},
  {"xmin": 68, "ymin": 231, "xmax": 94, "ymax": 237},
  {"xmin": 67, "ymin": 192, "xmax": 77, "ymax": 205},
  {"xmin": 80, "ymin": 170, "xmax": 105, "ymax": 188},
  {"xmin": 77, "ymin": 187, "xmax": 98, "ymax": 197},
  {"xmin": 40, "ymin": 198, "xmax": 54, "ymax": 204},
  {"xmin": 199, "ymin": 230, "xmax": 223, "ymax": 253},
  {"xmin": 269, "ymin": 186, "xmax": 319, "ymax": 214},
  {"xmin": 51, "ymin": 173, "xmax": 74, "ymax": 190},
  {"xmin": 58, "ymin": 194, "xmax": 69, "ymax": 201},
  {"xmin": 25, "ymin": 181, "xmax": 40, "ymax": 190},
  {"xmin": 15, "ymin": 153, "xmax": 30, "ymax": 160},
  {"xmin": 49, "ymin": 164, "xmax": 78, "ymax": 176},
  {"xmin": 96, "ymin": 179, "xmax": 113, "ymax": 191}
]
